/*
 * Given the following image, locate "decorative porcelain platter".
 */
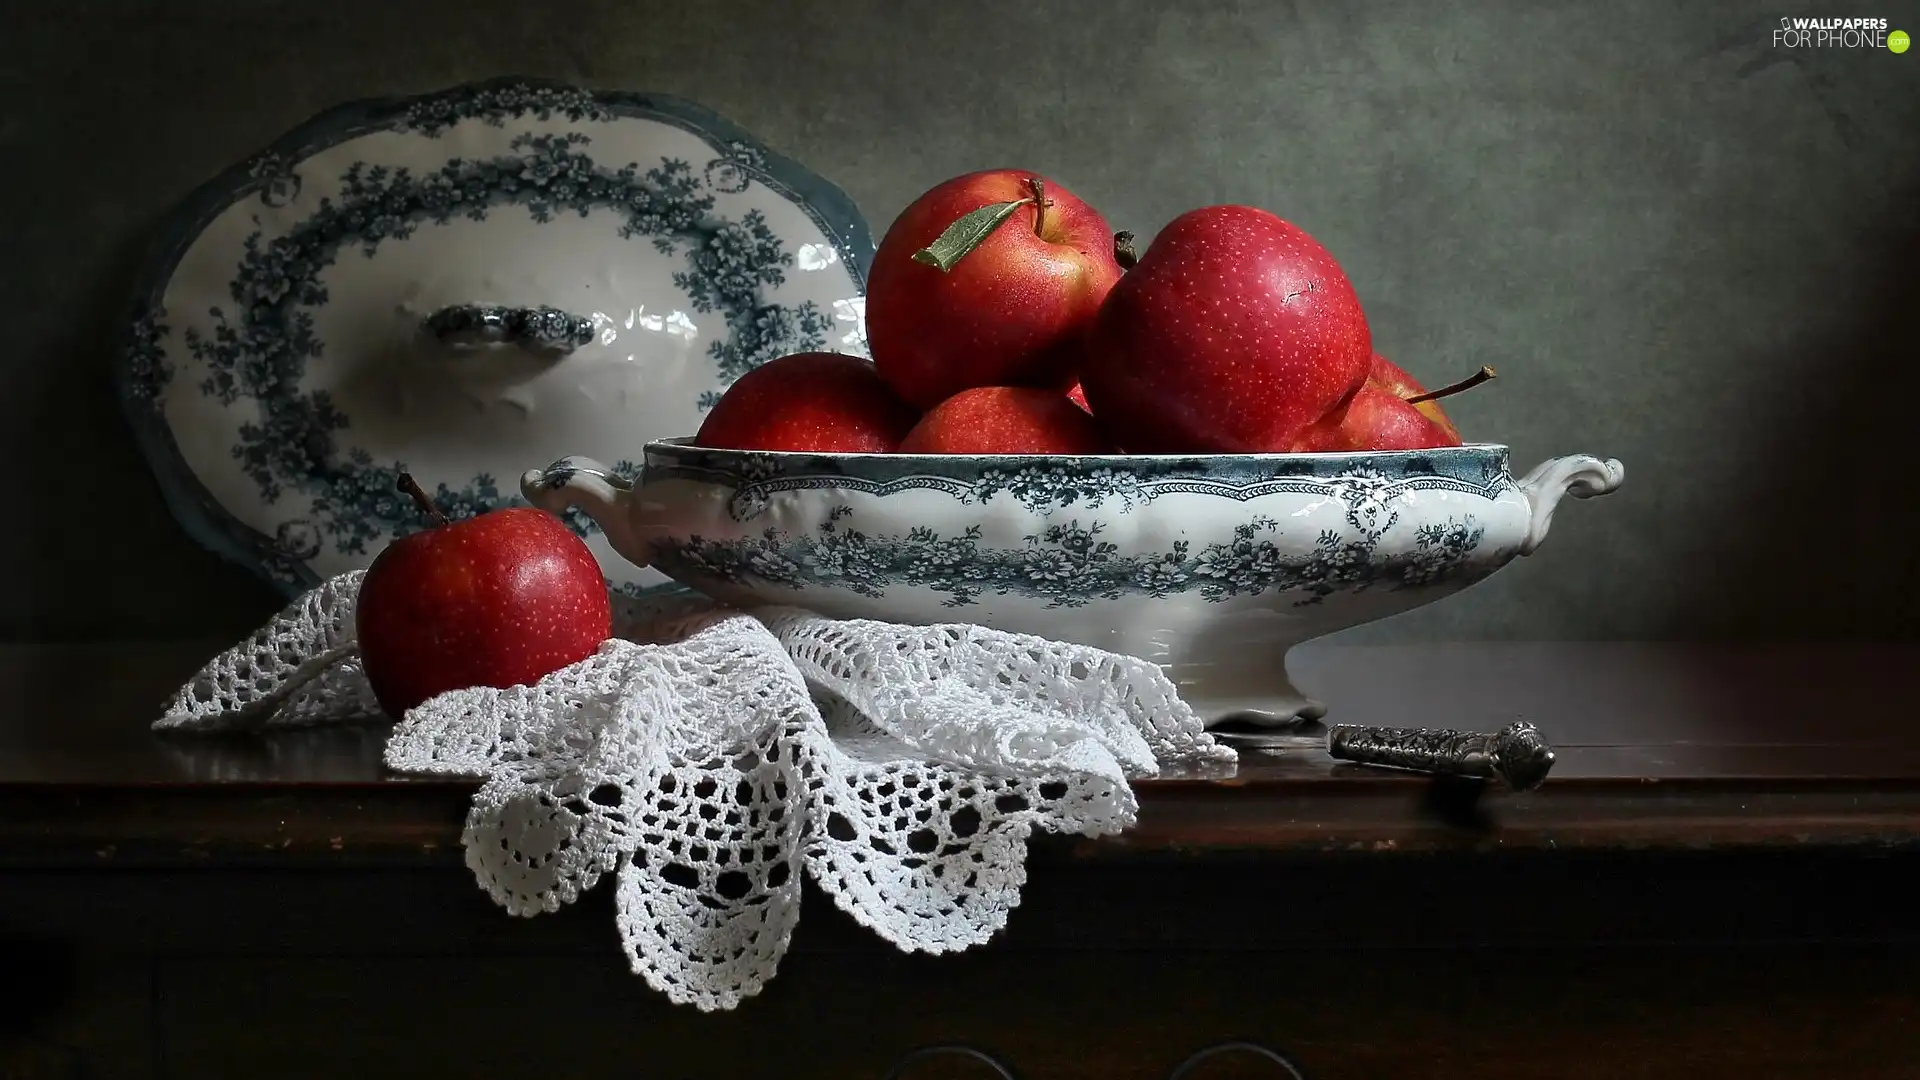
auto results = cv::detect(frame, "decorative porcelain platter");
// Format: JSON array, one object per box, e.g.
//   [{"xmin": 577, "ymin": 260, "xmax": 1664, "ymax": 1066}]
[{"xmin": 118, "ymin": 78, "xmax": 874, "ymax": 597}]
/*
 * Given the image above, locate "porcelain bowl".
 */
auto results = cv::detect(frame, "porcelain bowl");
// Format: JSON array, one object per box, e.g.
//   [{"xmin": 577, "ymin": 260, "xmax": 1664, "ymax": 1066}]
[{"xmin": 522, "ymin": 441, "xmax": 1625, "ymax": 727}]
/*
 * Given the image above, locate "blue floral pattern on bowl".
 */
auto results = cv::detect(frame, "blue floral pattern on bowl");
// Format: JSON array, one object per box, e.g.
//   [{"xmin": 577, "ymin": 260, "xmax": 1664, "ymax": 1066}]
[
  {"xmin": 115, "ymin": 77, "xmax": 874, "ymax": 599},
  {"xmin": 523, "ymin": 443, "xmax": 1626, "ymax": 726}
]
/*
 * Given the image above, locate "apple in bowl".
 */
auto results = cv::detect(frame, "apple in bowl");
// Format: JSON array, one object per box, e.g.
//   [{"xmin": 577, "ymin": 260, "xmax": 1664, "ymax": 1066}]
[{"xmin": 518, "ymin": 178, "xmax": 1625, "ymax": 727}]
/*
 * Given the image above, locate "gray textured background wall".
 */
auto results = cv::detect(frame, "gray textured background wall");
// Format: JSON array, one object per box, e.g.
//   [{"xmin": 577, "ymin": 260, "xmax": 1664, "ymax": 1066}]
[{"xmin": 2, "ymin": 0, "xmax": 1915, "ymax": 643}]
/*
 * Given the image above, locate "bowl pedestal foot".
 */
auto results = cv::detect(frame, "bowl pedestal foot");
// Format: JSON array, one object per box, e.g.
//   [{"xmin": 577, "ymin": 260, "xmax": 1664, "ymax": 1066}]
[{"xmin": 1168, "ymin": 652, "xmax": 1329, "ymax": 730}]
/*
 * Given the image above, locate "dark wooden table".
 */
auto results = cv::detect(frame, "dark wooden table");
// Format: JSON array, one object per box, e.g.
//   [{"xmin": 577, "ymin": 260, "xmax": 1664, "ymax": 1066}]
[{"xmin": 3, "ymin": 641, "xmax": 1918, "ymax": 1079}]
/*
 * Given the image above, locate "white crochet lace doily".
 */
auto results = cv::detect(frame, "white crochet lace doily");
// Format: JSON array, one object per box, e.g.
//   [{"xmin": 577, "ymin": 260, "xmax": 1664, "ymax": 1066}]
[{"xmin": 156, "ymin": 572, "xmax": 1232, "ymax": 1011}]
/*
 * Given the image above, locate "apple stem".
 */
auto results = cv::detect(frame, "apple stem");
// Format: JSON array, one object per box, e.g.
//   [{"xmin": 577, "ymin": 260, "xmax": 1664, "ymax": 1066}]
[
  {"xmin": 396, "ymin": 473, "xmax": 451, "ymax": 526},
  {"xmin": 1406, "ymin": 365, "xmax": 1497, "ymax": 405},
  {"xmin": 1113, "ymin": 231, "xmax": 1139, "ymax": 269},
  {"xmin": 1026, "ymin": 177, "xmax": 1052, "ymax": 237}
]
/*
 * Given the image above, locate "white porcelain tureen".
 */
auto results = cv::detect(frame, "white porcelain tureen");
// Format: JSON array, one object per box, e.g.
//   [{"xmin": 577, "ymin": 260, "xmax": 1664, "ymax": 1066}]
[
  {"xmin": 521, "ymin": 442, "xmax": 1625, "ymax": 727},
  {"xmin": 117, "ymin": 78, "xmax": 874, "ymax": 598}
]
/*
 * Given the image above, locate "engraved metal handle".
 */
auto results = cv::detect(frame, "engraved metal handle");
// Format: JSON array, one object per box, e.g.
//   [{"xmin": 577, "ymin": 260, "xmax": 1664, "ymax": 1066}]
[
  {"xmin": 1327, "ymin": 720, "xmax": 1555, "ymax": 791},
  {"xmin": 424, "ymin": 303, "xmax": 595, "ymax": 356}
]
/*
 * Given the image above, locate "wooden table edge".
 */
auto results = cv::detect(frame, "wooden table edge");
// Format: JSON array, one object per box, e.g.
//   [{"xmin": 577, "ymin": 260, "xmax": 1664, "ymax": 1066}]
[{"xmin": 6, "ymin": 774, "xmax": 1919, "ymax": 868}]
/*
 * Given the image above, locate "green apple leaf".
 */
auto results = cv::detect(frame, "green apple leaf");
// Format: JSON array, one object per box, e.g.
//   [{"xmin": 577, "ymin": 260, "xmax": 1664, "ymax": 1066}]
[{"xmin": 910, "ymin": 197, "xmax": 1036, "ymax": 272}]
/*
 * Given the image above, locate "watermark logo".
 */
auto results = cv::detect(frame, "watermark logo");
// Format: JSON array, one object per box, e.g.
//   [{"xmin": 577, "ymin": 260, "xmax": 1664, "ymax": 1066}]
[{"xmin": 1772, "ymin": 16, "xmax": 1907, "ymax": 49}]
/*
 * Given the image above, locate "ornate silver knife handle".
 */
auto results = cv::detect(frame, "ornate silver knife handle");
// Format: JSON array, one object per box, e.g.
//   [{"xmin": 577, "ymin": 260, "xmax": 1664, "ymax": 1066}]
[{"xmin": 1326, "ymin": 719, "xmax": 1555, "ymax": 791}]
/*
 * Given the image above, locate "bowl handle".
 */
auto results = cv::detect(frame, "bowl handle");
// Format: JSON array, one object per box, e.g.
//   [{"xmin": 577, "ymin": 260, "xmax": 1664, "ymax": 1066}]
[
  {"xmin": 424, "ymin": 303, "xmax": 596, "ymax": 357},
  {"xmin": 1515, "ymin": 454, "xmax": 1626, "ymax": 555},
  {"xmin": 520, "ymin": 456, "xmax": 650, "ymax": 570}
]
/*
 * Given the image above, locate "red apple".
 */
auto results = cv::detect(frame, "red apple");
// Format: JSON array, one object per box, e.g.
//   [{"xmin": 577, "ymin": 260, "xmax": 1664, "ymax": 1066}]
[
  {"xmin": 1298, "ymin": 358, "xmax": 1496, "ymax": 451},
  {"xmin": 695, "ymin": 351, "xmax": 919, "ymax": 453},
  {"xmin": 1368, "ymin": 352, "xmax": 1463, "ymax": 444},
  {"xmin": 1080, "ymin": 205, "xmax": 1373, "ymax": 454},
  {"xmin": 866, "ymin": 169, "xmax": 1125, "ymax": 409},
  {"xmin": 1294, "ymin": 383, "xmax": 1457, "ymax": 452},
  {"xmin": 899, "ymin": 386, "xmax": 1118, "ymax": 455},
  {"xmin": 355, "ymin": 476, "xmax": 612, "ymax": 718}
]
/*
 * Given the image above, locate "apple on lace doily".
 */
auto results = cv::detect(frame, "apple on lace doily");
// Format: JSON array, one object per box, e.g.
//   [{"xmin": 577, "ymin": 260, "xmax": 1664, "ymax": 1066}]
[{"xmin": 157, "ymin": 572, "xmax": 1232, "ymax": 1012}]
